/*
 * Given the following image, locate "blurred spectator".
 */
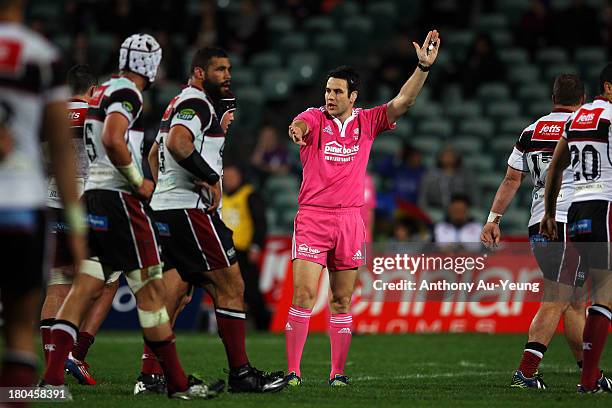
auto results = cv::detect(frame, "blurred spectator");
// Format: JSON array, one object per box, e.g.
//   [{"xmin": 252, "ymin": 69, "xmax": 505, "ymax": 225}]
[
  {"xmin": 223, "ymin": 0, "xmax": 265, "ymax": 58},
  {"xmin": 377, "ymin": 143, "xmax": 425, "ymax": 205},
  {"xmin": 552, "ymin": 0, "xmax": 600, "ymax": 50},
  {"xmin": 460, "ymin": 33, "xmax": 505, "ymax": 97},
  {"xmin": 433, "ymin": 194, "xmax": 481, "ymax": 243},
  {"xmin": 188, "ymin": 0, "xmax": 218, "ymax": 48},
  {"xmin": 222, "ymin": 164, "xmax": 271, "ymax": 330},
  {"xmin": 516, "ymin": 0, "xmax": 552, "ymax": 54},
  {"xmin": 275, "ymin": 0, "xmax": 321, "ymax": 22},
  {"xmin": 251, "ymin": 124, "xmax": 290, "ymax": 185},
  {"xmin": 99, "ymin": 0, "xmax": 139, "ymax": 39},
  {"xmin": 378, "ymin": 32, "xmax": 419, "ymax": 90},
  {"xmin": 604, "ymin": 1, "xmax": 612, "ymax": 52},
  {"xmin": 419, "ymin": 145, "xmax": 480, "ymax": 210},
  {"xmin": 154, "ymin": 31, "xmax": 183, "ymax": 81},
  {"xmin": 422, "ymin": 0, "xmax": 473, "ymax": 28},
  {"xmin": 392, "ymin": 216, "xmax": 431, "ymax": 243},
  {"xmin": 384, "ymin": 215, "xmax": 431, "ymax": 254}
]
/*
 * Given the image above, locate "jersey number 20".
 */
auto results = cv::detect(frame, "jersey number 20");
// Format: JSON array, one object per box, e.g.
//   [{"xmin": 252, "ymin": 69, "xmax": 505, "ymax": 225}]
[{"xmin": 570, "ymin": 144, "xmax": 601, "ymax": 181}]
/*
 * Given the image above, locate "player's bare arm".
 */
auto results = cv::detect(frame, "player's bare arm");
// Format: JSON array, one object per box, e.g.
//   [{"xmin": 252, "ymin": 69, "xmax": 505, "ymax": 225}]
[
  {"xmin": 289, "ymin": 120, "xmax": 308, "ymax": 146},
  {"xmin": 194, "ymin": 179, "xmax": 221, "ymax": 213},
  {"xmin": 481, "ymin": 167, "xmax": 525, "ymax": 246},
  {"xmin": 540, "ymin": 138, "xmax": 571, "ymax": 239},
  {"xmin": 166, "ymin": 124, "xmax": 221, "ymax": 210},
  {"xmin": 102, "ymin": 112, "xmax": 153, "ymax": 200},
  {"xmin": 44, "ymin": 100, "xmax": 86, "ymax": 273},
  {"xmin": 0, "ymin": 124, "xmax": 13, "ymax": 161},
  {"xmin": 386, "ymin": 30, "xmax": 440, "ymax": 124},
  {"xmin": 147, "ymin": 142, "xmax": 159, "ymax": 184}
]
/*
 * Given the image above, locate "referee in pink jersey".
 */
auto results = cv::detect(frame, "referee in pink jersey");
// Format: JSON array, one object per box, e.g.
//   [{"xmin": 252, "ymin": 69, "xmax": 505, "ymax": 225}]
[{"xmin": 284, "ymin": 30, "xmax": 441, "ymax": 386}]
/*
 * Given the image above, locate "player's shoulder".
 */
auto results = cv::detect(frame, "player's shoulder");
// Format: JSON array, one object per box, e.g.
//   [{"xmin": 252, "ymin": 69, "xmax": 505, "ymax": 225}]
[
  {"xmin": 306, "ymin": 106, "xmax": 326, "ymax": 116},
  {"xmin": 68, "ymin": 99, "xmax": 88, "ymax": 126},
  {"xmin": 108, "ymin": 77, "xmax": 143, "ymax": 100},
  {"xmin": 176, "ymin": 86, "xmax": 215, "ymax": 113},
  {"xmin": 0, "ymin": 24, "xmax": 60, "ymax": 64},
  {"xmin": 568, "ymin": 98, "xmax": 611, "ymax": 121},
  {"xmin": 68, "ymin": 99, "xmax": 89, "ymax": 111}
]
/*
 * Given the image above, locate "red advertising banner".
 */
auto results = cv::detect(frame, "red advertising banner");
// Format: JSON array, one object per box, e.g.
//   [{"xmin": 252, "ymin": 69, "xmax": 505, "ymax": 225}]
[{"xmin": 262, "ymin": 237, "xmax": 588, "ymax": 334}]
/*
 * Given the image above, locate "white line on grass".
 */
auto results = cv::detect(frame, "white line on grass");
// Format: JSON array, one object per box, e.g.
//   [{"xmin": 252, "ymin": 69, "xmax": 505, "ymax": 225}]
[{"xmin": 353, "ymin": 371, "xmax": 507, "ymax": 381}]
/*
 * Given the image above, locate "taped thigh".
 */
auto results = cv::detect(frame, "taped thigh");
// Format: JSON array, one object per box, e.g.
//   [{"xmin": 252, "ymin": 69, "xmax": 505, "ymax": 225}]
[
  {"xmin": 80, "ymin": 257, "xmax": 111, "ymax": 282},
  {"xmin": 137, "ymin": 307, "xmax": 169, "ymax": 328},
  {"xmin": 48, "ymin": 267, "xmax": 73, "ymax": 286},
  {"xmin": 125, "ymin": 264, "xmax": 163, "ymax": 293}
]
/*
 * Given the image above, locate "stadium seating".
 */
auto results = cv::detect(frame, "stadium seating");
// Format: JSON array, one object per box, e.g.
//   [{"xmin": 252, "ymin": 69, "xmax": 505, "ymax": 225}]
[
  {"xmin": 417, "ymin": 121, "xmax": 453, "ymax": 138},
  {"xmin": 411, "ymin": 136, "xmax": 443, "ymax": 156},
  {"xmin": 261, "ymin": 70, "xmax": 293, "ymax": 100},
  {"xmin": 535, "ymin": 47, "xmax": 569, "ymax": 66},
  {"xmin": 288, "ymin": 52, "xmax": 321, "ymax": 85},
  {"xmin": 458, "ymin": 119, "xmax": 495, "ymax": 138},
  {"xmin": 44, "ymin": 0, "xmax": 609, "ymax": 237}
]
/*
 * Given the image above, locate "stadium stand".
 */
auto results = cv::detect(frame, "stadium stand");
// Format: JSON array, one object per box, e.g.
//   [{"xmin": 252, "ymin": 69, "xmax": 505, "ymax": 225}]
[{"xmin": 29, "ymin": 0, "xmax": 608, "ymax": 238}]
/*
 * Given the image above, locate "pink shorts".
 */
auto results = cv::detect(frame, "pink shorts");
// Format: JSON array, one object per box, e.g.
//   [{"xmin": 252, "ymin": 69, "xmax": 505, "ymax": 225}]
[{"xmin": 291, "ymin": 206, "xmax": 366, "ymax": 271}]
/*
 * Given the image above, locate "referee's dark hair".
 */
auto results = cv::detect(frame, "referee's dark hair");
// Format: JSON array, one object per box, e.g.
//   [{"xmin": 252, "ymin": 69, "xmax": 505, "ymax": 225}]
[
  {"xmin": 600, "ymin": 62, "xmax": 612, "ymax": 94},
  {"xmin": 190, "ymin": 47, "xmax": 228, "ymax": 73},
  {"xmin": 67, "ymin": 65, "xmax": 98, "ymax": 96},
  {"xmin": 327, "ymin": 66, "xmax": 360, "ymax": 95},
  {"xmin": 552, "ymin": 74, "xmax": 584, "ymax": 106}
]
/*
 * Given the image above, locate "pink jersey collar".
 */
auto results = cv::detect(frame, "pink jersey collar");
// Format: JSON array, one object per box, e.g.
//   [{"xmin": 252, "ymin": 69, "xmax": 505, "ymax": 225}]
[{"xmin": 330, "ymin": 108, "xmax": 358, "ymax": 138}]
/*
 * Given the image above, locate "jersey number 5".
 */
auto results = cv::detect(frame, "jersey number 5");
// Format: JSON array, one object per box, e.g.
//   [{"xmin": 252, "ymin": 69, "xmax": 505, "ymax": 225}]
[{"xmin": 85, "ymin": 123, "xmax": 97, "ymax": 162}]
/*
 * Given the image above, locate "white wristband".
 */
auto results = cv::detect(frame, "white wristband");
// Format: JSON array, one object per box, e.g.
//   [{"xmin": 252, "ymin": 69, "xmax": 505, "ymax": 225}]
[
  {"xmin": 65, "ymin": 203, "xmax": 87, "ymax": 235},
  {"xmin": 117, "ymin": 161, "xmax": 144, "ymax": 188},
  {"xmin": 487, "ymin": 211, "xmax": 503, "ymax": 224}
]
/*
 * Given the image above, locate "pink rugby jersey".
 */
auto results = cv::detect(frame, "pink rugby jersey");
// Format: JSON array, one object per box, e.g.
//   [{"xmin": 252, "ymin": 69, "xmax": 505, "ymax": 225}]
[{"xmin": 294, "ymin": 104, "xmax": 395, "ymax": 208}]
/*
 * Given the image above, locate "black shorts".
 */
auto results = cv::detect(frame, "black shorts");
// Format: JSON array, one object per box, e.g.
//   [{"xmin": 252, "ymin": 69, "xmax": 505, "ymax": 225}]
[
  {"xmin": 0, "ymin": 209, "xmax": 50, "ymax": 295},
  {"xmin": 153, "ymin": 208, "xmax": 237, "ymax": 285},
  {"xmin": 48, "ymin": 207, "xmax": 72, "ymax": 268},
  {"xmin": 84, "ymin": 190, "xmax": 161, "ymax": 272},
  {"xmin": 567, "ymin": 200, "xmax": 612, "ymax": 271},
  {"xmin": 528, "ymin": 222, "xmax": 585, "ymax": 287}
]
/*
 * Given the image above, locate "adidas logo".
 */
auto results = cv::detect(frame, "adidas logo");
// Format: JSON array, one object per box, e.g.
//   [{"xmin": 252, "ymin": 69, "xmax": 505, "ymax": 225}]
[
  {"xmin": 338, "ymin": 328, "xmax": 352, "ymax": 334},
  {"xmin": 352, "ymin": 250, "xmax": 363, "ymax": 260},
  {"xmin": 285, "ymin": 322, "xmax": 293, "ymax": 331},
  {"xmin": 583, "ymin": 342, "xmax": 592, "ymax": 350},
  {"xmin": 323, "ymin": 125, "xmax": 333, "ymax": 135},
  {"xmin": 44, "ymin": 344, "xmax": 55, "ymax": 352}
]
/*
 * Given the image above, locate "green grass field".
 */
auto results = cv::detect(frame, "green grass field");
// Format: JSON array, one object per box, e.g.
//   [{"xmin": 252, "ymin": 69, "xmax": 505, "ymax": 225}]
[{"xmin": 36, "ymin": 332, "xmax": 611, "ymax": 407}]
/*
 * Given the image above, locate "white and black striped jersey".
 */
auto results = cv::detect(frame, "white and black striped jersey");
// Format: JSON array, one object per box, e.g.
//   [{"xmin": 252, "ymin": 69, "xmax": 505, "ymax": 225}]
[
  {"xmin": 563, "ymin": 97, "xmax": 612, "ymax": 202},
  {"xmin": 47, "ymin": 98, "xmax": 89, "ymax": 208},
  {"xmin": 84, "ymin": 76, "xmax": 145, "ymax": 193},
  {"xmin": 0, "ymin": 23, "xmax": 68, "ymax": 209},
  {"xmin": 150, "ymin": 85, "xmax": 225, "ymax": 211},
  {"xmin": 507, "ymin": 110, "xmax": 574, "ymax": 226}
]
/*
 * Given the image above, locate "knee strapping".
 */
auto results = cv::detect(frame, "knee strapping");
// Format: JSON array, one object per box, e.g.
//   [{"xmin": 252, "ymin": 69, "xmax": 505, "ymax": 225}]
[
  {"xmin": 125, "ymin": 264, "xmax": 163, "ymax": 293},
  {"xmin": 137, "ymin": 307, "xmax": 169, "ymax": 328},
  {"xmin": 80, "ymin": 258, "xmax": 107, "ymax": 281}
]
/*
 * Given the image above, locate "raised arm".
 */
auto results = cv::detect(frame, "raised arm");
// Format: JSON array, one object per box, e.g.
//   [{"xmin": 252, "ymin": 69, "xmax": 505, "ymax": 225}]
[
  {"xmin": 540, "ymin": 138, "xmax": 571, "ymax": 239},
  {"xmin": 148, "ymin": 141, "xmax": 159, "ymax": 184},
  {"xmin": 386, "ymin": 30, "xmax": 440, "ymax": 124},
  {"xmin": 481, "ymin": 166, "xmax": 525, "ymax": 246}
]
